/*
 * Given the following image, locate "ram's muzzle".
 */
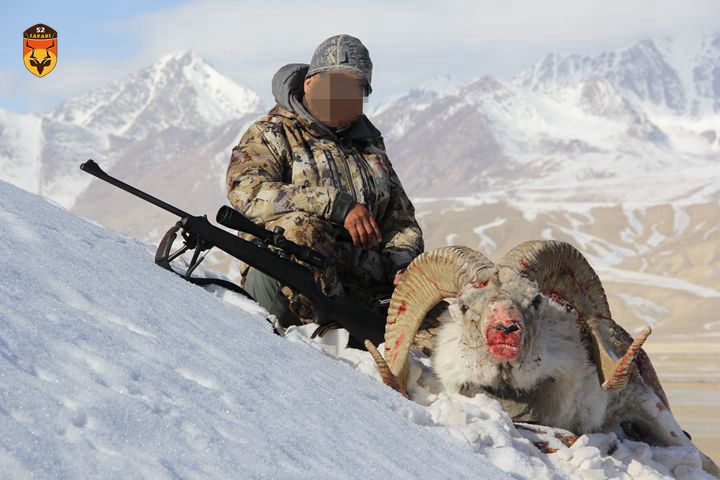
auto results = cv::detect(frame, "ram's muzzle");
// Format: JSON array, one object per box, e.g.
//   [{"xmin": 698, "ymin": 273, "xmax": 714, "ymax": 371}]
[{"xmin": 485, "ymin": 303, "xmax": 524, "ymax": 361}]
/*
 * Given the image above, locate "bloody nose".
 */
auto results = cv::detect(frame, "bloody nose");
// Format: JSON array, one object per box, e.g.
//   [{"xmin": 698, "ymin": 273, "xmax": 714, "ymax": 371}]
[
  {"xmin": 494, "ymin": 323, "xmax": 520, "ymax": 335},
  {"xmin": 503, "ymin": 324, "xmax": 519, "ymax": 334}
]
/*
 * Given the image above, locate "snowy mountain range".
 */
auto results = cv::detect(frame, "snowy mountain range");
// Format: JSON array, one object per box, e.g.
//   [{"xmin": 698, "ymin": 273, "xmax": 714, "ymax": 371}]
[
  {"xmin": 372, "ymin": 34, "xmax": 719, "ymax": 199},
  {"xmin": 0, "ymin": 51, "xmax": 263, "ymax": 210},
  {"xmin": 1, "ymin": 35, "xmax": 718, "ymax": 210},
  {"xmin": 515, "ymin": 36, "xmax": 720, "ymax": 116}
]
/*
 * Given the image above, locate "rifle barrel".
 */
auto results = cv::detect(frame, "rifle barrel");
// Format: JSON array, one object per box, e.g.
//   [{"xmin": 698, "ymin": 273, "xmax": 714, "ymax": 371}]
[{"xmin": 80, "ymin": 159, "xmax": 190, "ymax": 218}]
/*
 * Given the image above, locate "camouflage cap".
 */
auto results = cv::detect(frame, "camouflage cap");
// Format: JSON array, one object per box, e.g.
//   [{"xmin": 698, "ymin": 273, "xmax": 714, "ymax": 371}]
[{"xmin": 307, "ymin": 34, "xmax": 373, "ymax": 94}]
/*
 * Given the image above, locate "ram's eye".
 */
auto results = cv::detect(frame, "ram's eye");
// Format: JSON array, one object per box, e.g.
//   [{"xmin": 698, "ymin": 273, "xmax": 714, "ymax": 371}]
[
  {"xmin": 532, "ymin": 294, "xmax": 543, "ymax": 309},
  {"xmin": 460, "ymin": 304, "xmax": 469, "ymax": 314}
]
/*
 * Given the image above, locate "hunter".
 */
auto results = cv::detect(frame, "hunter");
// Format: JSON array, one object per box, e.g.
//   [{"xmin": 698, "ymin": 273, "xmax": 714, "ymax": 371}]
[{"xmin": 226, "ymin": 34, "xmax": 424, "ymax": 328}]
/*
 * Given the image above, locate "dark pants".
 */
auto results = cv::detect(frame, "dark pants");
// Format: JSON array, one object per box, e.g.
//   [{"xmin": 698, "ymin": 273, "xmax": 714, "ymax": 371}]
[{"xmin": 245, "ymin": 267, "xmax": 302, "ymax": 328}]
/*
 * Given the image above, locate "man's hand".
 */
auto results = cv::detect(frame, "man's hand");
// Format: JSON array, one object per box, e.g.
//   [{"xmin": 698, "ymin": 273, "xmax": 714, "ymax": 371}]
[{"xmin": 344, "ymin": 203, "xmax": 382, "ymax": 249}]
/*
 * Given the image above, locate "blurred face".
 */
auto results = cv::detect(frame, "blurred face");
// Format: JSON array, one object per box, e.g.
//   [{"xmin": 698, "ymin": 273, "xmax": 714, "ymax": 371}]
[{"xmin": 304, "ymin": 71, "xmax": 368, "ymax": 129}]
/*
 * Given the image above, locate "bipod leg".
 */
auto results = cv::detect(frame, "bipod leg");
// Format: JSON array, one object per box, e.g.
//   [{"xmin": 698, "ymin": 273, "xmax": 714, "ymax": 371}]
[
  {"xmin": 167, "ymin": 245, "xmax": 190, "ymax": 263},
  {"xmin": 184, "ymin": 232, "xmax": 208, "ymax": 278},
  {"xmin": 155, "ymin": 224, "xmax": 190, "ymax": 272}
]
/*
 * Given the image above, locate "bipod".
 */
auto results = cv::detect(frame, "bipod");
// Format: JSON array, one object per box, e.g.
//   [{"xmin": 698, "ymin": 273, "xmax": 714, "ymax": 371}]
[{"xmin": 154, "ymin": 220, "xmax": 253, "ymax": 300}]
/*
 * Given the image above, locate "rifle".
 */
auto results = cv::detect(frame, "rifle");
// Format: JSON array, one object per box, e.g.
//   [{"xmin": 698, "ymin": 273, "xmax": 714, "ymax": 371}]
[{"xmin": 79, "ymin": 160, "xmax": 386, "ymax": 347}]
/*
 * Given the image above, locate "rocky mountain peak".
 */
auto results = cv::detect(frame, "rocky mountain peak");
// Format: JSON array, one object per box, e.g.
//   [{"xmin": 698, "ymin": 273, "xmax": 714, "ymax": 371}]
[
  {"xmin": 46, "ymin": 50, "xmax": 263, "ymax": 140},
  {"xmin": 513, "ymin": 35, "xmax": 720, "ymax": 116}
]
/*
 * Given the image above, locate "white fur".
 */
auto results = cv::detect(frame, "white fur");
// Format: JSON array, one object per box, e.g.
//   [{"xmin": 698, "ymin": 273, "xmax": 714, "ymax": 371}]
[{"xmin": 433, "ymin": 298, "xmax": 608, "ymax": 432}]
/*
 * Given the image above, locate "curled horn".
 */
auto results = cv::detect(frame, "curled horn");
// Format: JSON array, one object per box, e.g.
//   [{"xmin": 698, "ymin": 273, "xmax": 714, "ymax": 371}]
[
  {"xmin": 26, "ymin": 40, "xmax": 35, "ymax": 57},
  {"xmin": 364, "ymin": 340, "xmax": 407, "ymax": 397},
  {"xmin": 496, "ymin": 240, "xmax": 657, "ymax": 392},
  {"xmin": 377, "ymin": 247, "xmax": 494, "ymax": 393}
]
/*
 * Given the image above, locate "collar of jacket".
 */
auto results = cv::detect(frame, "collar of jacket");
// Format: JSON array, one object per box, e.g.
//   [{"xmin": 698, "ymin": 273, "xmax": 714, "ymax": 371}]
[{"xmin": 270, "ymin": 62, "xmax": 382, "ymax": 142}]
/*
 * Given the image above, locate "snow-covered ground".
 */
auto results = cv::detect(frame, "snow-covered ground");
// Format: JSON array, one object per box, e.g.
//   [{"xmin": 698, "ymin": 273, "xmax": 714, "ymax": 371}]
[{"xmin": 0, "ymin": 179, "xmax": 714, "ymax": 479}]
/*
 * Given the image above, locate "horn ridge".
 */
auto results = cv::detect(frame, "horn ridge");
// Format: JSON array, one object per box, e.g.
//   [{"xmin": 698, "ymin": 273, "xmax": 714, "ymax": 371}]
[{"xmin": 384, "ymin": 246, "xmax": 494, "ymax": 392}]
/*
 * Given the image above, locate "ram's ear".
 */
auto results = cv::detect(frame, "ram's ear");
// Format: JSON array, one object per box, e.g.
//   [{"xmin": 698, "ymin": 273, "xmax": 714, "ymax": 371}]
[{"xmin": 531, "ymin": 293, "xmax": 546, "ymax": 314}]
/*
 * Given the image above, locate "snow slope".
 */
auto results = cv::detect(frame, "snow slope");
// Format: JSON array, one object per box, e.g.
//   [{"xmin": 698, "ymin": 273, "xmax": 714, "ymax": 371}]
[
  {"xmin": 1, "ymin": 179, "xmax": 715, "ymax": 479},
  {"xmin": 0, "ymin": 179, "xmax": 509, "ymax": 478}
]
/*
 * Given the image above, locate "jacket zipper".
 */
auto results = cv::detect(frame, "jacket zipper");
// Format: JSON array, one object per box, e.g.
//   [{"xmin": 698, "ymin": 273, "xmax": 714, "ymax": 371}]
[
  {"xmin": 333, "ymin": 148, "xmax": 358, "ymax": 201},
  {"xmin": 353, "ymin": 151, "xmax": 376, "ymax": 211},
  {"xmin": 323, "ymin": 150, "xmax": 342, "ymax": 191}
]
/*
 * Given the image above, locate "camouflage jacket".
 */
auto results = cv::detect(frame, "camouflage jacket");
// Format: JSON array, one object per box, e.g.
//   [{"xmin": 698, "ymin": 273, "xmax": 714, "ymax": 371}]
[{"xmin": 226, "ymin": 63, "xmax": 424, "ymax": 280}]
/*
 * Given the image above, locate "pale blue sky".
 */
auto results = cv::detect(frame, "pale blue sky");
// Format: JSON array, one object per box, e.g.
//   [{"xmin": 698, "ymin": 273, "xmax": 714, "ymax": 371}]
[
  {"xmin": 0, "ymin": 0, "xmax": 185, "ymax": 111},
  {"xmin": 1, "ymin": 0, "xmax": 718, "ymax": 113}
]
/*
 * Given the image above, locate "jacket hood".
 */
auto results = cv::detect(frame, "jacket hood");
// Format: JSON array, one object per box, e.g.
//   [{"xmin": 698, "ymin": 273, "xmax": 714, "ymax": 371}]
[
  {"xmin": 271, "ymin": 63, "xmax": 381, "ymax": 140},
  {"xmin": 272, "ymin": 63, "xmax": 308, "ymax": 111}
]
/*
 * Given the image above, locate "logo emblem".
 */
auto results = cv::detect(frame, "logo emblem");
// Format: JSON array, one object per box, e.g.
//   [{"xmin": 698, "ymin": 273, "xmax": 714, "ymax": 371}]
[{"xmin": 23, "ymin": 23, "xmax": 57, "ymax": 77}]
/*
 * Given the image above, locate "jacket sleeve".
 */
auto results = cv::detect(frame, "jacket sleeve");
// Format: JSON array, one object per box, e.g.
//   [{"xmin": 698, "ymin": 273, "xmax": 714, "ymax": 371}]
[
  {"xmin": 226, "ymin": 121, "xmax": 356, "ymax": 225},
  {"xmin": 378, "ymin": 154, "xmax": 424, "ymax": 280}
]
